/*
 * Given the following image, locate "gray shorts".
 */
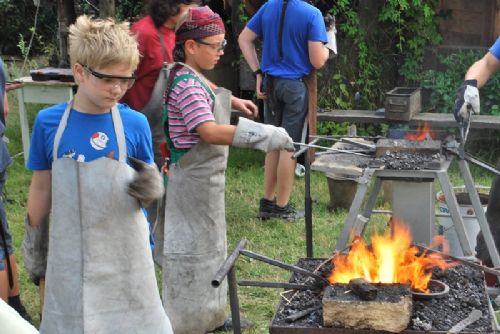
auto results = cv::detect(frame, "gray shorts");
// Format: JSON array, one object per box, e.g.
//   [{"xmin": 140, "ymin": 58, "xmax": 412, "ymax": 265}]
[{"xmin": 263, "ymin": 77, "xmax": 308, "ymax": 143}]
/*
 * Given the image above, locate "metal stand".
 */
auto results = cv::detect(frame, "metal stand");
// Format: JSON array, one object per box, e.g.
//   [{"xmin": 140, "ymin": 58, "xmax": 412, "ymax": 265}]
[{"xmin": 334, "ymin": 157, "xmax": 500, "ymax": 269}]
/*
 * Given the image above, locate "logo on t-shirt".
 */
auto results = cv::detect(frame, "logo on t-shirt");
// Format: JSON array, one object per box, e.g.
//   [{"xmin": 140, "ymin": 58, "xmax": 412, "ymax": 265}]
[{"xmin": 90, "ymin": 132, "xmax": 109, "ymax": 150}]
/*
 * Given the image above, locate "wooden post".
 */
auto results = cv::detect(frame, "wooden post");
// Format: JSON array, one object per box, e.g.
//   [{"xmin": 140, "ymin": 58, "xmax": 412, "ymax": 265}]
[
  {"xmin": 99, "ymin": 0, "xmax": 116, "ymax": 19},
  {"xmin": 303, "ymin": 70, "xmax": 317, "ymax": 163},
  {"xmin": 57, "ymin": 0, "xmax": 76, "ymax": 68}
]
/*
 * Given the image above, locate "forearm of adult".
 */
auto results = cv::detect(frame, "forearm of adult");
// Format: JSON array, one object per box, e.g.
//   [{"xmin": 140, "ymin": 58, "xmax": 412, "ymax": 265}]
[
  {"xmin": 27, "ymin": 170, "xmax": 52, "ymax": 226},
  {"xmin": 308, "ymin": 41, "xmax": 329, "ymax": 70},
  {"xmin": 238, "ymin": 28, "xmax": 260, "ymax": 72},
  {"xmin": 465, "ymin": 52, "xmax": 500, "ymax": 88},
  {"xmin": 196, "ymin": 122, "xmax": 236, "ymax": 145}
]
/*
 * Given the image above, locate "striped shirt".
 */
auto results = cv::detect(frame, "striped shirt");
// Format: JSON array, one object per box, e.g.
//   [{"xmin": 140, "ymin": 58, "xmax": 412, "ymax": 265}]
[{"xmin": 166, "ymin": 67, "xmax": 215, "ymax": 149}]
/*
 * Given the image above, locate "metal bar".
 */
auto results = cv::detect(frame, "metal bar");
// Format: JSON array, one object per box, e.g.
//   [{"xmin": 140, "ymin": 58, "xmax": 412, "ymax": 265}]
[
  {"xmin": 293, "ymin": 138, "xmax": 319, "ymax": 159},
  {"xmin": 239, "ymin": 249, "xmax": 329, "ymax": 285},
  {"xmin": 293, "ymin": 142, "xmax": 371, "ymax": 157},
  {"xmin": 212, "ymin": 239, "xmax": 247, "ymax": 287},
  {"xmin": 284, "ymin": 305, "xmax": 322, "ymax": 323},
  {"xmin": 228, "ymin": 266, "xmax": 241, "ymax": 334},
  {"xmin": 238, "ymin": 280, "xmax": 316, "ymax": 290},
  {"xmin": 436, "ymin": 170, "xmax": 474, "ymax": 257},
  {"xmin": 305, "ymin": 150, "xmax": 313, "ymax": 258},
  {"xmin": 458, "ymin": 159, "xmax": 500, "ymax": 268},
  {"xmin": 414, "ymin": 243, "xmax": 500, "ymax": 277},
  {"xmin": 340, "ymin": 137, "xmax": 376, "ymax": 150}
]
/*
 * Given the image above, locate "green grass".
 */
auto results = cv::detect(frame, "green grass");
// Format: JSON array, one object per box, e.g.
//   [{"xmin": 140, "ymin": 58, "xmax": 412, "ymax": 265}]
[{"xmin": 3, "ymin": 88, "xmax": 495, "ymax": 333}]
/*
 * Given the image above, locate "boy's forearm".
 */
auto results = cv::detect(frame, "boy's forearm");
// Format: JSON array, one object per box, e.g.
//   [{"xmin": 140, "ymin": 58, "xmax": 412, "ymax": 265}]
[{"xmin": 27, "ymin": 171, "xmax": 52, "ymax": 226}]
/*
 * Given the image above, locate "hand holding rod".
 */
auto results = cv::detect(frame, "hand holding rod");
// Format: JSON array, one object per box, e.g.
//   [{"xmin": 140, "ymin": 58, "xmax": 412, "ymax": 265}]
[{"xmin": 239, "ymin": 249, "xmax": 329, "ymax": 285}]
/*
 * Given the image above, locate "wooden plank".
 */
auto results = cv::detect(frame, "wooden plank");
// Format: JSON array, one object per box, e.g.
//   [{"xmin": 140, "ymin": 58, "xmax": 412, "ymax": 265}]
[{"xmin": 317, "ymin": 109, "xmax": 500, "ymax": 130}]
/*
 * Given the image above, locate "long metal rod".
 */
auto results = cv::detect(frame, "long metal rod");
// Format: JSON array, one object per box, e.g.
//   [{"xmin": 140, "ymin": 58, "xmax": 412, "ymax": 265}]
[
  {"xmin": 293, "ymin": 137, "xmax": 319, "ymax": 159},
  {"xmin": 415, "ymin": 243, "xmax": 500, "ymax": 277},
  {"xmin": 238, "ymin": 280, "xmax": 316, "ymax": 290},
  {"xmin": 293, "ymin": 142, "xmax": 371, "ymax": 157},
  {"xmin": 212, "ymin": 239, "xmax": 247, "ymax": 287},
  {"xmin": 228, "ymin": 266, "xmax": 241, "ymax": 334},
  {"xmin": 239, "ymin": 249, "xmax": 329, "ymax": 284},
  {"xmin": 304, "ymin": 149, "xmax": 313, "ymax": 258}
]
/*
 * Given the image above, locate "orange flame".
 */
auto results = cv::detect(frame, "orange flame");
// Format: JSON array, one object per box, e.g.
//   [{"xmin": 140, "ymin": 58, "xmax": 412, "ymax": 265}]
[
  {"xmin": 329, "ymin": 220, "xmax": 455, "ymax": 292},
  {"xmin": 405, "ymin": 123, "xmax": 434, "ymax": 141}
]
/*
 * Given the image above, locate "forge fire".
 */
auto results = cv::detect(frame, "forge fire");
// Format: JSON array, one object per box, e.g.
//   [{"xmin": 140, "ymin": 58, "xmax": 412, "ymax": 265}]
[{"xmin": 329, "ymin": 221, "xmax": 455, "ymax": 292}]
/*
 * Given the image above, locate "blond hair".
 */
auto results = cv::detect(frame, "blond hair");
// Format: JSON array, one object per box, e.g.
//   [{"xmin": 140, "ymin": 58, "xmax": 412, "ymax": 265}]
[{"xmin": 69, "ymin": 15, "xmax": 139, "ymax": 70}]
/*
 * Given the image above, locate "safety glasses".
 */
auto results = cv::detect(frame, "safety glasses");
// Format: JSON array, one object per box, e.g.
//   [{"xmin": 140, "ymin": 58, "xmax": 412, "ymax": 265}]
[
  {"xmin": 80, "ymin": 63, "xmax": 136, "ymax": 90},
  {"xmin": 195, "ymin": 39, "xmax": 227, "ymax": 52}
]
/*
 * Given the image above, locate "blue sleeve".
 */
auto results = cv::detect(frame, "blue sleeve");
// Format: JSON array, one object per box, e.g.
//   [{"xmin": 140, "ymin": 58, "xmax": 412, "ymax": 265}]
[
  {"xmin": 246, "ymin": 3, "xmax": 266, "ymax": 37},
  {"xmin": 489, "ymin": 37, "xmax": 500, "ymax": 60},
  {"xmin": 122, "ymin": 105, "xmax": 155, "ymax": 165},
  {"xmin": 308, "ymin": 8, "xmax": 328, "ymax": 43}
]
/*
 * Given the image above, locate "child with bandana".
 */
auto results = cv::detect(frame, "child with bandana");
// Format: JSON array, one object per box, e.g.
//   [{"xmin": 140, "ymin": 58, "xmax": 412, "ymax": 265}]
[{"xmin": 161, "ymin": 6, "xmax": 294, "ymax": 334}]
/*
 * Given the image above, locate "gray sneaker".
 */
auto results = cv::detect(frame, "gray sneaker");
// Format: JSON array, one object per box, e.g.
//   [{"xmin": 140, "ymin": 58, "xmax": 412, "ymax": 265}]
[{"xmin": 258, "ymin": 199, "xmax": 305, "ymax": 221}]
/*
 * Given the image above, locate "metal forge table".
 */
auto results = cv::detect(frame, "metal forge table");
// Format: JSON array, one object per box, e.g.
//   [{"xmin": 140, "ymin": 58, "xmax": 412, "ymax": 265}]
[{"xmin": 334, "ymin": 157, "xmax": 500, "ymax": 269}]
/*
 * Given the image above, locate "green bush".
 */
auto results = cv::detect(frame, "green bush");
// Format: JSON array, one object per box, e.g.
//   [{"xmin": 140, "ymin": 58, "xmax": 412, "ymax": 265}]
[{"xmin": 418, "ymin": 50, "xmax": 500, "ymax": 115}]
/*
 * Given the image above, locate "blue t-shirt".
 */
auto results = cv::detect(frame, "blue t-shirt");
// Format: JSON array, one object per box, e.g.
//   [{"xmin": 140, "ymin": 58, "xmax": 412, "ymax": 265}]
[
  {"xmin": 27, "ymin": 102, "xmax": 154, "ymax": 170},
  {"xmin": 246, "ymin": 0, "xmax": 328, "ymax": 79},
  {"xmin": 490, "ymin": 36, "xmax": 500, "ymax": 60}
]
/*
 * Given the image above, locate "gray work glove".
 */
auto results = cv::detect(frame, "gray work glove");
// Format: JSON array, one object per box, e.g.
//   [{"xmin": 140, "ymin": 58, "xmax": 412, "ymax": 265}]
[
  {"xmin": 232, "ymin": 117, "xmax": 294, "ymax": 152},
  {"xmin": 22, "ymin": 215, "xmax": 49, "ymax": 286},
  {"xmin": 324, "ymin": 14, "xmax": 337, "ymax": 55},
  {"xmin": 453, "ymin": 79, "xmax": 480, "ymax": 123},
  {"xmin": 127, "ymin": 157, "xmax": 164, "ymax": 208}
]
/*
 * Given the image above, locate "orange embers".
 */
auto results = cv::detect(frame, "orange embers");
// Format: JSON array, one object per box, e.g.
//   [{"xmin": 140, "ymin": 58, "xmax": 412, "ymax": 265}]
[
  {"xmin": 405, "ymin": 122, "xmax": 433, "ymax": 141},
  {"xmin": 329, "ymin": 221, "xmax": 456, "ymax": 292}
]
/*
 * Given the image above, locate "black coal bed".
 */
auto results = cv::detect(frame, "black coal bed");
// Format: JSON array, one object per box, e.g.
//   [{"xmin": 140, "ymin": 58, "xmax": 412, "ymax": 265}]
[{"xmin": 269, "ymin": 259, "xmax": 497, "ymax": 334}]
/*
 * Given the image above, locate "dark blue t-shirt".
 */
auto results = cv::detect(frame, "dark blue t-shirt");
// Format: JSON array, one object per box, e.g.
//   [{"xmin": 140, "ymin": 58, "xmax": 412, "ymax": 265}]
[
  {"xmin": 246, "ymin": 0, "xmax": 328, "ymax": 79},
  {"xmin": 490, "ymin": 37, "xmax": 500, "ymax": 60},
  {"xmin": 27, "ymin": 102, "xmax": 154, "ymax": 170}
]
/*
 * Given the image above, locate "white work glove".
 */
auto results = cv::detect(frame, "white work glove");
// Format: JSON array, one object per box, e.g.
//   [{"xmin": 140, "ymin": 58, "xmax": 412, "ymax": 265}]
[
  {"xmin": 324, "ymin": 14, "xmax": 337, "ymax": 55},
  {"xmin": 232, "ymin": 117, "xmax": 294, "ymax": 152},
  {"xmin": 22, "ymin": 215, "xmax": 49, "ymax": 286},
  {"xmin": 128, "ymin": 157, "xmax": 164, "ymax": 208},
  {"xmin": 453, "ymin": 79, "xmax": 479, "ymax": 123}
]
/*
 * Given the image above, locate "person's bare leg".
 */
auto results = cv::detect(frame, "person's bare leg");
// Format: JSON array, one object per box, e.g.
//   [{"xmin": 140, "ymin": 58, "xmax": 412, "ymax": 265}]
[
  {"xmin": 0, "ymin": 266, "xmax": 8, "ymax": 302},
  {"xmin": 275, "ymin": 151, "xmax": 296, "ymax": 207},
  {"xmin": 7, "ymin": 254, "xmax": 20, "ymax": 296},
  {"xmin": 263, "ymin": 151, "xmax": 280, "ymax": 200}
]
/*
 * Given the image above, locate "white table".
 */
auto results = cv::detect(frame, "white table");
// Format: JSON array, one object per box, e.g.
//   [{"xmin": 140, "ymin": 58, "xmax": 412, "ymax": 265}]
[{"xmin": 15, "ymin": 77, "xmax": 76, "ymax": 163}]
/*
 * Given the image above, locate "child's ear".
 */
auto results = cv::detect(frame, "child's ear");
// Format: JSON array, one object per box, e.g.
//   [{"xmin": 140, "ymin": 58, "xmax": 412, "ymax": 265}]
[
  {"xmin": 73, "ymin": 63, "xmax": 85, "ymax": 85},
  {"xmin": 184, "ymin": 40, "xmax": 197, "ymax": 56}
]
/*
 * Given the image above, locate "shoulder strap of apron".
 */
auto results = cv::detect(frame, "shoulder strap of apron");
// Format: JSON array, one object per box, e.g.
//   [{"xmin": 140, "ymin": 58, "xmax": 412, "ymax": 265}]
[
  {"xmin": 53, "ymin": 100, "xmax": 126, "ymax": 163},
  {"xmin": 278, "ymin": 0, "xmax": 289, "ymax": 59}
]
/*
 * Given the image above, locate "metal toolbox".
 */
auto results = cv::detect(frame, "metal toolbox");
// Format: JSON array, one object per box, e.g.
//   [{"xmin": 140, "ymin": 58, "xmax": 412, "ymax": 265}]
[{"xmin": 385, "ymin": 87, "xmax": 421, "ymax": 121}]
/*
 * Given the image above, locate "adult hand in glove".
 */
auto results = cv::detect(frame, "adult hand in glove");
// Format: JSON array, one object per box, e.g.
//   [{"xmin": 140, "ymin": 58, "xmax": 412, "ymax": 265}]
[
  {"xmin": 127, "ymin": 157, "xmax": 164, "ymax": 207},
  {"xmin": 453, "ymin": 79, "xmax": 480, "ymax": 123},
  {"xmin": 232, "ymin": 117, "xmax": 294, "ymax": 152},
  {"xmin": 324, "ymin": 14, "xmax": 337, "ymax": 55}
]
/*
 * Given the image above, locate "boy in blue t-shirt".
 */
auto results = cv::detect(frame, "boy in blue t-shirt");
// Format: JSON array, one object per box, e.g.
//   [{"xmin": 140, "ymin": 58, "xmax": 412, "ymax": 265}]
[{"xmin": 23, "ymin": 15, "xmax": 172, "ymax": 333}]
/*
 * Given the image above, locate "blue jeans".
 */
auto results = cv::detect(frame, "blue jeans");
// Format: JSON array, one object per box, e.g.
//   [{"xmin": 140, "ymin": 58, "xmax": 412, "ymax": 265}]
[{"xmin": 263, "ymin": 77, "xmax": 308, "ymax": 143}]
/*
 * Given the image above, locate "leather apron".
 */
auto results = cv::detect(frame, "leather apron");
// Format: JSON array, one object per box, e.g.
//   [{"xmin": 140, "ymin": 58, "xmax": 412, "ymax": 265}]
[
  {"xmin": 162, "ymin": 67, "xmax": 232, "ymax": 334},
  {"xmin": 40, "ymin": 102, "xmax": 172, "ymax": 334}
]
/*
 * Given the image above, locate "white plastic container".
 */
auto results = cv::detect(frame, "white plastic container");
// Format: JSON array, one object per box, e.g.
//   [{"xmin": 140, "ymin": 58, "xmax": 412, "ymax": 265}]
[{"xmin": 436, "ymin": 186, "xmax": 489, "ymax": 257}]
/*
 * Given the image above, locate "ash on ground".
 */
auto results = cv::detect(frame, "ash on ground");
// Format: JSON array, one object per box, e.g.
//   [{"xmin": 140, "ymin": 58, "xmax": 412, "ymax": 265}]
[
  {"xmin": 271, "ymin": 259, "xmax": 494, "ymax": 333},
  {"xmin": 370, "ymin": 152, "xmax": 440, "ymax": 170}
]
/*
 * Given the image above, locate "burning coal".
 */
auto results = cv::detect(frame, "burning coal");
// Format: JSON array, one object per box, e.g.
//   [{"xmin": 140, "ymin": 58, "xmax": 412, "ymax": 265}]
[{"xmin": 329, "ymin": 221, "xmax": 457, "ymax": 292}]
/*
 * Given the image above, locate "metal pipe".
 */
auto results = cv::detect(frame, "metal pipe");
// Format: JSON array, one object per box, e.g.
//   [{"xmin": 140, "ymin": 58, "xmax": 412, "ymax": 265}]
[
  {"xmin": 292, "ymin": 138, "xmax": 319, "ymax": 159},
  {"xmin": 239, "ymin": 249, "xmax": 329, "ymax": 285},
  {"xmin": 293, "ymin": 142, "xmax": 371, "ymax": 157},
  {"xmin": 228, "ymin": 266, "xmax": 241, "ymax": 334},
  {"xmin": 212, "ymin": 239, "xmax": 247, "ymax": 287},
  {"xmin": 238, "ymin": 280, "xmax": 316, "ymax": 290},
  {"xmin": 304, "ymin": 150, "xmax": 313, "ymax": 258}
]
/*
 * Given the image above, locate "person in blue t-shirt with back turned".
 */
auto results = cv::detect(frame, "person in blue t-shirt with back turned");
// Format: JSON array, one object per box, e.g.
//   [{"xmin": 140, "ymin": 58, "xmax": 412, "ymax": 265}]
[{"xmin": 453, "ymin": 36, "xmax": 500, "ymax": 267}]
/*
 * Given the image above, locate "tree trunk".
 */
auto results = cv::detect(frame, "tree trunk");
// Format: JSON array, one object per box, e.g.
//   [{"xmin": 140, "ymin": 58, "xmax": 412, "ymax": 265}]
[
  {"xmin": 99, "ymin": 0, "xmax": 115, "ymax": 19},
  {"xmin": 57, "ymin": 0, "xmax": 76, "ymax": 68}
]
